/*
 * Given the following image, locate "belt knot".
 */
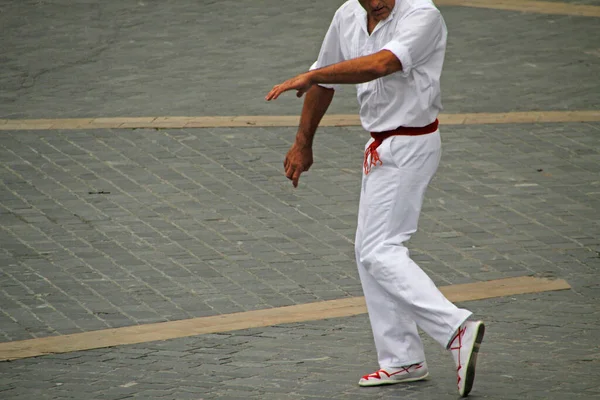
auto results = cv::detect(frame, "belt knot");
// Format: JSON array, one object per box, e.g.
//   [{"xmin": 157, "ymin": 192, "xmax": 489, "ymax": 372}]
[{"xmin": 363, "ymin": 119, "xmax": 439, "ymax": 175}]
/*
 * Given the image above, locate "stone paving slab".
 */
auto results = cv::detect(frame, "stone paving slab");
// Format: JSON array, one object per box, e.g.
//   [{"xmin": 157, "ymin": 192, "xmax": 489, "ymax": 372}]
[
  {"xmin": 0, "ymin": 122, "xmax": 598, "ymax": 343},
  {"xmin": 1, "ymin": 0, "xmax": 599, "ymax": 119}
]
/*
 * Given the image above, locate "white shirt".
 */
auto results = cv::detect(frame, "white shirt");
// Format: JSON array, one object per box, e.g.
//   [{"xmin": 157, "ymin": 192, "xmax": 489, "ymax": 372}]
[{"xmin": 311, "ymin": 0, "xmax": 447, "ymax": 132}]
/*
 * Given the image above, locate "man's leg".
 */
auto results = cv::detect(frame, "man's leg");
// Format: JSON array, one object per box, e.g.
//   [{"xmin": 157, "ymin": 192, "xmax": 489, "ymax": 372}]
[
  {"xmin": 356, "ymin": 132, "xmax": 471, "ymax": 350},
  {"xmin": 355, "ymin": 178, "xmax": 430, "ymax": 387},
  {"xmin": 355, "ymin": 184, "xmax": 426, "ymax": 368}
]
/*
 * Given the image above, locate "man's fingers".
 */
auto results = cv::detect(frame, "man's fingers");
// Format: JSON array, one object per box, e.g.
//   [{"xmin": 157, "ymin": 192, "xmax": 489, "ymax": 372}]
[
  {"xmin": 266, "ymin": 85, "xmax": 283, "ymax": 101},
  {"xmin": 291, "ymin": 168, "xmax": 303, "ymax": 188},
  {"xmin": 266, "ymin": 80, "xmax": 295, "ymax": 101},
  {"xmin": 266, "ymin": 87, "xmax": 275, "ymax": 100},
  {"xmin": 285, "ymin": 164, "xmax": 295, "ymax": 180},
  {"xmin": 285, "ymin": 163, "xmax": 305, "ymax": 187},
  {"xmin": 266, "ymin": 74, "xmax": 313, "ymax": 101},
  {"xmin": 266, "ymin": 89, "xmax": 277, "ymax": 101}
]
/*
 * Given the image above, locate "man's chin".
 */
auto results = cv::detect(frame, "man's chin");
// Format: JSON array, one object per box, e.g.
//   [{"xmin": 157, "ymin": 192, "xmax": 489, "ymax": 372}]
[{"xmin": 373, "ymin": 11, "xmax": 390, "ymax": 20}]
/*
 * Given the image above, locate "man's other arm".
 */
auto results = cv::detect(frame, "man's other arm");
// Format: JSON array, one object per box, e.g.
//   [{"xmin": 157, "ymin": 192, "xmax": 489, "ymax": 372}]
[{"xmin": 284, "ymin": 85, "xmax": 334, "ymax": 188}]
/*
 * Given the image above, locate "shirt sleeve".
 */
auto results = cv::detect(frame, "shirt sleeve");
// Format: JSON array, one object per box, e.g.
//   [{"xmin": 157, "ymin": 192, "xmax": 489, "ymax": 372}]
[
  {"xmin": 381, "ymin": 8, "xmax": 444, "ymax": 77},
  {"xmin": 310, "ymin": 13, "xmax": 345, "ymax": 90}
]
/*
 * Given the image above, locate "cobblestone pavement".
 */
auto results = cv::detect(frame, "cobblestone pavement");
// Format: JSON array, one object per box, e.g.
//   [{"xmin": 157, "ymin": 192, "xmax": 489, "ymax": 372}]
[
  {"xmin": 1, "ymin": 123, "xmax": 598, "ymax": 399},
  {"xmin": 1, "ymin": 0, "xmax": 599, "ymax": 399},
  {"xmin": 1, "ymin": 289, "xmax": 598, "ymax": 400}
]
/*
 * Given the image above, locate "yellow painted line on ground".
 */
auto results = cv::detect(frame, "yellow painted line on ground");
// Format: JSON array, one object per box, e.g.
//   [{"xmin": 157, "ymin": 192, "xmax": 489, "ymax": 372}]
[
  {"xmin": 0, "ymin": 276, "xmax": 570, "ymax": 361},
  {"xmin": 0, "ymin": 111, "xmax": 599, "ymax": 130},
  {"xmin": 436, "ymin": 0, "xmax": 600, "ymax": 17}
]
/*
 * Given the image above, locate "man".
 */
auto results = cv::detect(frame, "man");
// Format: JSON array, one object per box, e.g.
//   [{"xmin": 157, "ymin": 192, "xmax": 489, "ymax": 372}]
[{"xmin": 265, "ymin": 0, "xmax": 485, "ymax": 397}]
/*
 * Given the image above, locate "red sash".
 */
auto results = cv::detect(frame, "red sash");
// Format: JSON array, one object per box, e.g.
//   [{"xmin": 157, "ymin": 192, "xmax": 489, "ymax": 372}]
[{"xmin": 364, "ymin": 119, "xmax": 439, "ymax": 175}]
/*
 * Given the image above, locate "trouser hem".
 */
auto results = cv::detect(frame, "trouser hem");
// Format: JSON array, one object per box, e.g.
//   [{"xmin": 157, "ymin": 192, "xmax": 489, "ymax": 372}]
[
  {"xmin": 383, "ymin": 359, "xmax": 427, "ymax": 369},
  {"xmin": 445, "ymin": 311, "xmax": 473, "ymax": 349}
]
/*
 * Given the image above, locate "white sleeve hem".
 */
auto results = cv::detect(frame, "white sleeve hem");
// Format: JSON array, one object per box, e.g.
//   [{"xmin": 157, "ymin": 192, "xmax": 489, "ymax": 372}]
[
  {"xmin": 310, "ymin": 61, "xmax": 338, "ymax": 90},
  {"xmin": 381, "ymin": 40, "xmax": 412, "ymax": 77}
]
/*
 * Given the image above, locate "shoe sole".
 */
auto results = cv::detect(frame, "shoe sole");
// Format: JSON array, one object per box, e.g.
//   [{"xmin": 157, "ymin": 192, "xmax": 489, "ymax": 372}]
[
  {"xmin": 460, "ymin": 322, "xmax": 485, "ymax": 397},
  {"xmin": 359, "ymin": 372, "xmax": 429, "ymax": 387}
]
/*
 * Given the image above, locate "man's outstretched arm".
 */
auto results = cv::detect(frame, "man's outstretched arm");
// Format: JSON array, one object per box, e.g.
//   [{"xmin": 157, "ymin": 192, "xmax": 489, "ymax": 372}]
[
  {"xmin": 265, "ymin": 50, "xmax": 401, "ymax": 101},
  {"xmin": 284, "ymin": 84, "xmax": 334, "ymax": 188}
]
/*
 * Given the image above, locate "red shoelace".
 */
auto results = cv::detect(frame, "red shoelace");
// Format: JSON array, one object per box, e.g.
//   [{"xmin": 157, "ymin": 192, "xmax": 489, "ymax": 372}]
[
  {"xmin": 449, "ymin": 326, "xmax": 467, "ymax": 386},
  {"xmin": 362, "ymin": 363, "xmax": 423, "ymax": 380}
]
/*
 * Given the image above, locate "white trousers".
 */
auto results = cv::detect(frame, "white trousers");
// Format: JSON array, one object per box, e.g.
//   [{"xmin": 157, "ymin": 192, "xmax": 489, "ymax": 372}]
[{"xmin": 355, "ymin": 130, "xmax": 472, "ymax": 369}]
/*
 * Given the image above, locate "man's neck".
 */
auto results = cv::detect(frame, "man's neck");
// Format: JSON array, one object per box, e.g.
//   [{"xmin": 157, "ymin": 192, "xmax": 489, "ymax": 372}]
[{"xmin": 367, "ymin": 17, "xmax": 378, "ymax": 35}]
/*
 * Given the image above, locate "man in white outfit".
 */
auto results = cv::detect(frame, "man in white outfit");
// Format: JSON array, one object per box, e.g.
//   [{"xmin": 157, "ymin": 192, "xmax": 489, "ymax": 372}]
[{"xmin": 266, "ymin": 0, "xmax": 485, "ymax": 397}]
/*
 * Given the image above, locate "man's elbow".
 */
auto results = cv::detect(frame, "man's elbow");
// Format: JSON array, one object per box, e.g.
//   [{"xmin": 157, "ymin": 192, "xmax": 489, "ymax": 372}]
[{"xmin": 375, "ymin": 50, "xmax": 403, "ymax": 77}]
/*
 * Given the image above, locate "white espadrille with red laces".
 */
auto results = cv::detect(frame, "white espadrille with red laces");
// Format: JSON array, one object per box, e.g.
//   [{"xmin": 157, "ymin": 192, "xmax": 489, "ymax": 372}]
[
  {"xmin": 358, "ymin": 362, "xmax": 429, "ymax": 387},
  {"xmin": 449, "ymin": 320, "xmax": 485, "ymax": 397}
]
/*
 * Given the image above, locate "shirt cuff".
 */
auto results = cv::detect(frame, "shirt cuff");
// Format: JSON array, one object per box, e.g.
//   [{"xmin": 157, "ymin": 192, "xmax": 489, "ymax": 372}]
[
  {"xmin": 309, "ymin": 61, "xmax": 337, "ymax": 90},
  {"xmin": 381, "ymin": 40, "xmax": 412, "ymax": 77}
]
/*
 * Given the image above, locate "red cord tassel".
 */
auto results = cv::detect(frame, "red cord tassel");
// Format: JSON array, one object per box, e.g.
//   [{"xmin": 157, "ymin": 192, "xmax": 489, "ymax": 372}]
[{"xmin": 364, "ymin": 138, "xmax": 384, "ymax": 175}]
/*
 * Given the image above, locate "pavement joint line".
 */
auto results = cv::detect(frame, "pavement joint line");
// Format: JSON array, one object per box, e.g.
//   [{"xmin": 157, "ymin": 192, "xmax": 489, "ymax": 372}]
[
  {"xmin": 436, "ymin": 0, "xmax": 600, "ymax": 17},
  {"xmin": 1, "ymin": 111, "xmax": 599, "ymax": 130},
  {"xmin": 0, "ymin": 276, "xmax": 571, "ymax": 362}
]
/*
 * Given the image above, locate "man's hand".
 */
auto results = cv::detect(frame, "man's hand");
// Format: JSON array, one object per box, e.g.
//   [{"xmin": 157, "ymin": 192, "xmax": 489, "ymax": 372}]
[
  {"xmin": 265, "ymin": 82, "xmax": 334, "ymax": 188},
  {"xmin": 266, "ymin": 72, "xmax": 314, "ymax": 101},
  {"xmin": 284, "ymin": 141, "xmax": 313, "ymax": 188}
]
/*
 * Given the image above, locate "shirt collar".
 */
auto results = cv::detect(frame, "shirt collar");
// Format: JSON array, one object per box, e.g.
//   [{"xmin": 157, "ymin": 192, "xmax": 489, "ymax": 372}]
[
  {"xmin": 389, "ymin": 0, "xmax": 399, "ymax": 19},
  {"xmin": 383, "ymin": 1, "xmax": 399, "ymax": 23},
  {"xmin": 353, "ymin": 0, "xmax": 367, "ymax": 19}
]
